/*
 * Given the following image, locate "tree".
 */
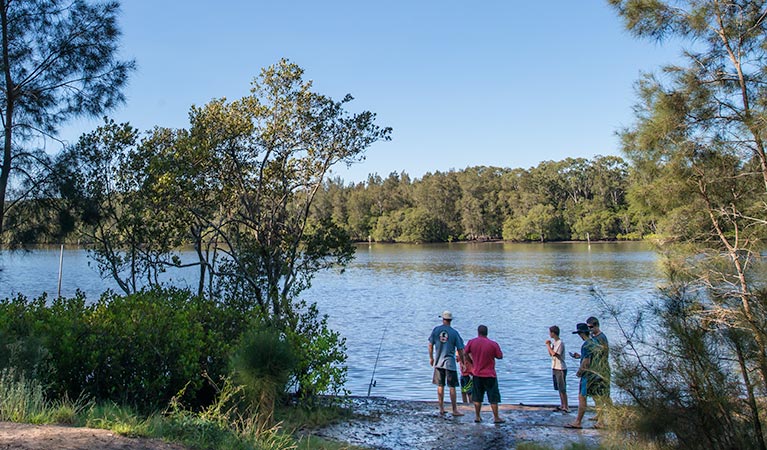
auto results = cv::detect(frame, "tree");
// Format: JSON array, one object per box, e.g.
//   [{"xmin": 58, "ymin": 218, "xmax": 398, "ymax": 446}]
[
  {"xmin": 179, "ymin": 59, "xmax": 390, "ymax": 324},
  {"xmin": 0, "ymin": 0, "xmax": 134, "ymax": 240},
  {"xmin": 610, "ymin": 1, "xmax": 767, "ymax": 447}
]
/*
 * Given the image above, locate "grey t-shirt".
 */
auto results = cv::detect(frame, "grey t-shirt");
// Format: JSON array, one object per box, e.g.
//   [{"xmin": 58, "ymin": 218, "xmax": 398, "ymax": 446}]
[{"xmin": 429, "ymin": 324, "xmax": 464, "ymax": 371}]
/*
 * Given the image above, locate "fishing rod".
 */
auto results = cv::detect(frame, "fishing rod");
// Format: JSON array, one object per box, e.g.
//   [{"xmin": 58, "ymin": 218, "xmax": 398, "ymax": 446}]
[{"xmin": 367, "ymin": 323, "xmax": 388, "ymax": 397}]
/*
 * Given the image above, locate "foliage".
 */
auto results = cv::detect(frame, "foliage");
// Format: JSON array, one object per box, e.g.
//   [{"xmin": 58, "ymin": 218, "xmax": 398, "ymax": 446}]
[
  {"xmin": 313, "ymin": 157, "xmax": 633, "ymax": 243},
  {"xmin": 0, "ymin": 288, "xmax": 253, "ymax": 410},
  {"xmin": 231, "ymin": 325, "xmax": 297, "ymax": 428},
  {"xmin": 0, "ymin": 0, "xmax": 134, "ymax": 241},
  {"xmin": 607, "ymin": 286, "xmax": 761, "ymax": 450},
  {"xmin": 609, "ymin": 1, "xmax": 767, "ymax": 448},
  {"xmin": 284, "ymin": 302, "xmax": 349, "ymax": 401}
]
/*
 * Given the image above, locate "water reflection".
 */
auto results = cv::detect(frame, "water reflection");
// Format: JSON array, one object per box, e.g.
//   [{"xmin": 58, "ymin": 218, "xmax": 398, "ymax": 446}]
[{"xmin": 0, "ymin": 242, "xmax": 662, "ymax": 404}]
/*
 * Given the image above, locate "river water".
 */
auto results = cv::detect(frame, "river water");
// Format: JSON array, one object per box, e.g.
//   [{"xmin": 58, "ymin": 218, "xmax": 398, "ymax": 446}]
[{"xmin": 0, "ymin": 242, "xmax": 662, "ymax": 404}]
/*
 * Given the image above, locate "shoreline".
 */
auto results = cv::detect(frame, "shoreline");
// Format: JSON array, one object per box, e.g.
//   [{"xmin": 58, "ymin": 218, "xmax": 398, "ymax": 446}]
[{"xmin": 315, "ymin": 396, "xmax": 603, "ymax": 450}]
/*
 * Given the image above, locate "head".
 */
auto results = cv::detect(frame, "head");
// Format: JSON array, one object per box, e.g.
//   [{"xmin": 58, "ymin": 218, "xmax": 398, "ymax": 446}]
[
  {"xmin": 549, "ymin": 325, "xmax": 560, "ymax": 339},
  {"xmin": 440, "ymin": 310, "xmax": 453, "ymax": 324},
  {"xmin": 572, "ymin": 323, "xmax": 590, "ymax": 340},
  {"xmin": 586, "ymin": 316, "xmax": 600, "ymax": 334},
  {"xmin": 477, "ymin": 324, "xmax": 488, "ymax": 337}
]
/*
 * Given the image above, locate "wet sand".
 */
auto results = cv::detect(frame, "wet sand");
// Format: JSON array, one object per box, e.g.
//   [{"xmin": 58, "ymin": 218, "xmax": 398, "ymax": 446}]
[{"xmin": 314, "ymin": 397, "xmax": 603, "ymax": 450}]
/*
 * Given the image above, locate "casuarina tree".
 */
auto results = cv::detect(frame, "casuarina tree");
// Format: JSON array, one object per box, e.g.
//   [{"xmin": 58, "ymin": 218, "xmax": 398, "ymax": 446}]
[
  {"xmin": 0, "ymin": 0, "xmax": 134, "ymax": 242},
  {"xmin": 609, "ymin": 1, "xmax": 767, "ymax": 448}
]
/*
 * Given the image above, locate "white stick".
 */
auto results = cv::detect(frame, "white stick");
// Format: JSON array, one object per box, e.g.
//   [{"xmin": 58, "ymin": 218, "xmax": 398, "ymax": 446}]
[{"xmin": 57, "ymin": 244, "xmax": 64, "ymax": 298}]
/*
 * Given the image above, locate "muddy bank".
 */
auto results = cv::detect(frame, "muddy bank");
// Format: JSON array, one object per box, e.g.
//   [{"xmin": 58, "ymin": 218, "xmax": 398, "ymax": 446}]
[{"xmin": 314, "ymin": 397, "xmax": 602, "ymax": 450}]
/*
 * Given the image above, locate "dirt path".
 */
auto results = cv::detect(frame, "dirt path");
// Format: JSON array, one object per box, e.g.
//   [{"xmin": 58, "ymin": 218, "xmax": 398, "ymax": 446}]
[
  {"xmin": 314, "ymin": 397, "xmax": 603, "ymax": 450},
  {"xmin": 0, "ymin": 422, "xmax": 187, "ymax": 450}
]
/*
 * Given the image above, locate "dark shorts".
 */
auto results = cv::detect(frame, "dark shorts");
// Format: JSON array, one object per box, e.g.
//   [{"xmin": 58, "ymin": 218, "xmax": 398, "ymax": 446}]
[
  {"xmin": 552, "ymin": 369, "xmax": 567, "ymax": 393},
  {"xmin": 460, "ymin": 375, "xmax": 473, "ymax": 393},
  {"xmin": 472, "ymin": 376, "xmax": 501, "ymax": 404},
  {"xmin": 433, "ymin": 368, "xmax": 459, "ymax": 387}
]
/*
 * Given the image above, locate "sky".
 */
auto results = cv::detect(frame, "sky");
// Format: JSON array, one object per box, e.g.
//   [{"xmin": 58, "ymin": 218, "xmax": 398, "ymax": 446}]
[{"xmin": 60, "ymin": 1, "xmax": 683, "ymax": 183}]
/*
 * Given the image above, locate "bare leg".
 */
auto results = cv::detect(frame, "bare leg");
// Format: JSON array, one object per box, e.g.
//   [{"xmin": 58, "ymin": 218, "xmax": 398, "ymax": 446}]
[
  {"xmin": 568, "ymin": 394, "xmax": 586, "ymax": 427},
  {"xmin": 473, "ymin": 401, "xmax": 482, "ymax": 422},
  {"xmin": 559, "ymin": 391, "xmax": 569, "ymax": 412},
  {"xmin": 437, "ymin": 386, "xmax": 446, "ymax": 414},
  {"xmin": 491, "ymin": 403, "xmax": 505, "ymax": 423},
  {"xmin": 449, "ymin": 387, "xmax": 464, "ymax": 415}
]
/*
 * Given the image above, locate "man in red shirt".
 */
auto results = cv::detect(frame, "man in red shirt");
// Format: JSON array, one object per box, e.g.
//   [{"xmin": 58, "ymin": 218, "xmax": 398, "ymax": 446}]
[{"xmin": 464, "ymin": 324, "xmax": 505, "ymax": 423}]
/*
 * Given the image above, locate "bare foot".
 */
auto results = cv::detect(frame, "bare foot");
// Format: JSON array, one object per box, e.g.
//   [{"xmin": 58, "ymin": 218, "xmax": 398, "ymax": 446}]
[
  {"xmin": 474, "ymin": 417, "xmax": 482, "ymax": 423},
  {"xmin": 493, "ymin": 418, "xmax": 506, "ymax": 424},
  {"xmin": 452, "ymin": 411, "xmax": 465, "ymax": 417},
  {"xmin": 439, "ymin": 410, "xmax": 446, "ymax": 416}
]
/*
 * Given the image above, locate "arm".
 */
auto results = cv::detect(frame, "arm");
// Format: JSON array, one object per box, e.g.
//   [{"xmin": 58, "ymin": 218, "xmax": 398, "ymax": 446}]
[
  {"xmin": 457, "ymin": 348, "xmax": 465, "ymax": 364},
  {"xmin": 576, "ymin": 356, "xmax": 591, "ymax": 377},
  {"xmin": 428, "ymin": 342, "xmax": 434, "ymax": 367},
  {"xmin": 545, "ymin": 341, "xmax": 556, "ymax": 357},
  {"xmin": 496, "ymin": 342, "xmax": 503, "ymax": 360}
]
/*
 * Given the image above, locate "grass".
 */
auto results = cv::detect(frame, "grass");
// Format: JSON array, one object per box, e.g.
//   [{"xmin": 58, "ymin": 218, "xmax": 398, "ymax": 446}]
[{"xmin": 0, "ymin": 370, "xmax": 361, "ymax": 450}]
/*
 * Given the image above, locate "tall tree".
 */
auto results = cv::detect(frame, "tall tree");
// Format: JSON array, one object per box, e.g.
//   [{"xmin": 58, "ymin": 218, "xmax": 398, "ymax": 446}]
[
  {"xmin": 0, "ymin": 0, "xmax": 134, "ymax": 240},
  {"xmin": 610, "ymin": 1, "xmax": 767, "ymax": 447}
]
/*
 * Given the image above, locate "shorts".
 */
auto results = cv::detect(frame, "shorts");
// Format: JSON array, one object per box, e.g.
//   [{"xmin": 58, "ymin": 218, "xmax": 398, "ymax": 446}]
[
  {"xmin": 433, "ymin": 368, "xmax": 459, "ymax": 387},
  {"xmin": 460, "ymin": 375, "xmax": 473, "ymax": 393},
  {"xmin": 472, "ymin": 376, "xmax": 501, "ymax": 404},
  {"xmin": 552, "ymin": 369, "xmax": 567, "ymax": 393}
]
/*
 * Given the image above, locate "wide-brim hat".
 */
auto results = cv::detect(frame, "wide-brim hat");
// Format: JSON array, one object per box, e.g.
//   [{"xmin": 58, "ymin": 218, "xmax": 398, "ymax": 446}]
[{"xmin": 572, "ymin": 322, "xmax": 590, "ymax": 334}]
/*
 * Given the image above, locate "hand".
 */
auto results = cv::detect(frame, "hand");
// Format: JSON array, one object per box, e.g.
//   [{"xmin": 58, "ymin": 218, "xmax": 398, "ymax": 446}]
[
  {"xmin": 545, "ymin": 340, "xmax": 552, "ymax": 346},
  {"xmin": 570, "ymin": 352, "xmax": 580, "ymax": 359}
]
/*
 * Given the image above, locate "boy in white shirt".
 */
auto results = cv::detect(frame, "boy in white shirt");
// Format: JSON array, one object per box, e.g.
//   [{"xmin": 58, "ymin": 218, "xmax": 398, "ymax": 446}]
[{"xmin": 545, "ymin": 325, "xmax": 569, "ymax": 413}]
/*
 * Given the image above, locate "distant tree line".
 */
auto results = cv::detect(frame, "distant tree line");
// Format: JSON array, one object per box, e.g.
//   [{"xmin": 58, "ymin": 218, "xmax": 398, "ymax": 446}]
[{"xmin": 312, "ymin": 155, "xmax": 644, "ymax": 243}]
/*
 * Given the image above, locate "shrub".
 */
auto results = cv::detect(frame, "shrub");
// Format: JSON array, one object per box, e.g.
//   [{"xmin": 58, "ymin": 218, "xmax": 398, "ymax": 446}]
[
  {"xmin": 231, "ymin": 325, "xmax": 297, "ymax": 427},
  {"xmin": 0, "ymin": 287, "xmax": 255, "ymax": 410}
]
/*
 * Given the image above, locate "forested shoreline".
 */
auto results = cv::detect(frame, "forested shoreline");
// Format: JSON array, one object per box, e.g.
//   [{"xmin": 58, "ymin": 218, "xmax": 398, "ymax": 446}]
[
  {"xmin": 313, "ymin": 155, "xmax": 645, "ymax": 243},
  {"xmin": 7, "ymin": 154, "xmax": 647, "ymax": 247}
]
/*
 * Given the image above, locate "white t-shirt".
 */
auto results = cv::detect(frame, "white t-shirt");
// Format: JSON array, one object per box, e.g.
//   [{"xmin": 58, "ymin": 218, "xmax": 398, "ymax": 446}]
[{"xmin": 551, "ymin": 339, "xmax": 566, "ymax": 370}]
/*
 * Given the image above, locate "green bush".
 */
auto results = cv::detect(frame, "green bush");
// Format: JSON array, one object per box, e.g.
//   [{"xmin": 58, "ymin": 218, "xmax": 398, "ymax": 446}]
[
  {"xmin": 285, "ymin": 302, "xmax": 348, "ymax": 401},
  {"xmin": 0, "ymin": 287, "xmax": 255, "ymax": 410},
  {"xmin": 231, "ymin": 325, "xmax": 297, "ymax": 427}
]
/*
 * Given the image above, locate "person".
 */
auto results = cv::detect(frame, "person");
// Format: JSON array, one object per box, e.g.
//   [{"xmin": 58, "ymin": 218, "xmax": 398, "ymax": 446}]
[
  {"xmin": 428, "ymin": 310, "xmax": 465, "ymax": 416},
  {"xmin": 566, "ymin": 322, "xmax": 595, "ymax": 429},
  {"xmin": 464, "ymin": 324, "xmax": 505, "ymax": 424},
  {"xmin": 586, "ymin": 316, "xmax": 612, "ymax": 426},
  {"xmin": 545, "ymin": 325, "xmax": 569, "ymax": 413},
  {"xmin": 458, "ymin": 349, "xmax": 473, "ymax": 403}
]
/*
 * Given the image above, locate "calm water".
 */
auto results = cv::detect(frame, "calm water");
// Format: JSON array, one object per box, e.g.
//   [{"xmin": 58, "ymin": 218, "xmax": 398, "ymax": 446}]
[{"xmin": 0, "ymin": 242, "xmax": 662, "ymax": 404}]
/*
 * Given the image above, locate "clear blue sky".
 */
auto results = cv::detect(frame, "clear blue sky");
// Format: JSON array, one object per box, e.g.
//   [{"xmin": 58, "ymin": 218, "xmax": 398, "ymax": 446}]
[{"xmin": 61, "ymin": 1, "xmax": 681, "ymax": 183}]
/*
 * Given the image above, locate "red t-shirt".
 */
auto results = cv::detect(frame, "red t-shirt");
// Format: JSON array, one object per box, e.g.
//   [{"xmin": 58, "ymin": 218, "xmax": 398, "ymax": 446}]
[{"xmin": 464, "ymin": 336, "xmax": 503, "ymax": 378}]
